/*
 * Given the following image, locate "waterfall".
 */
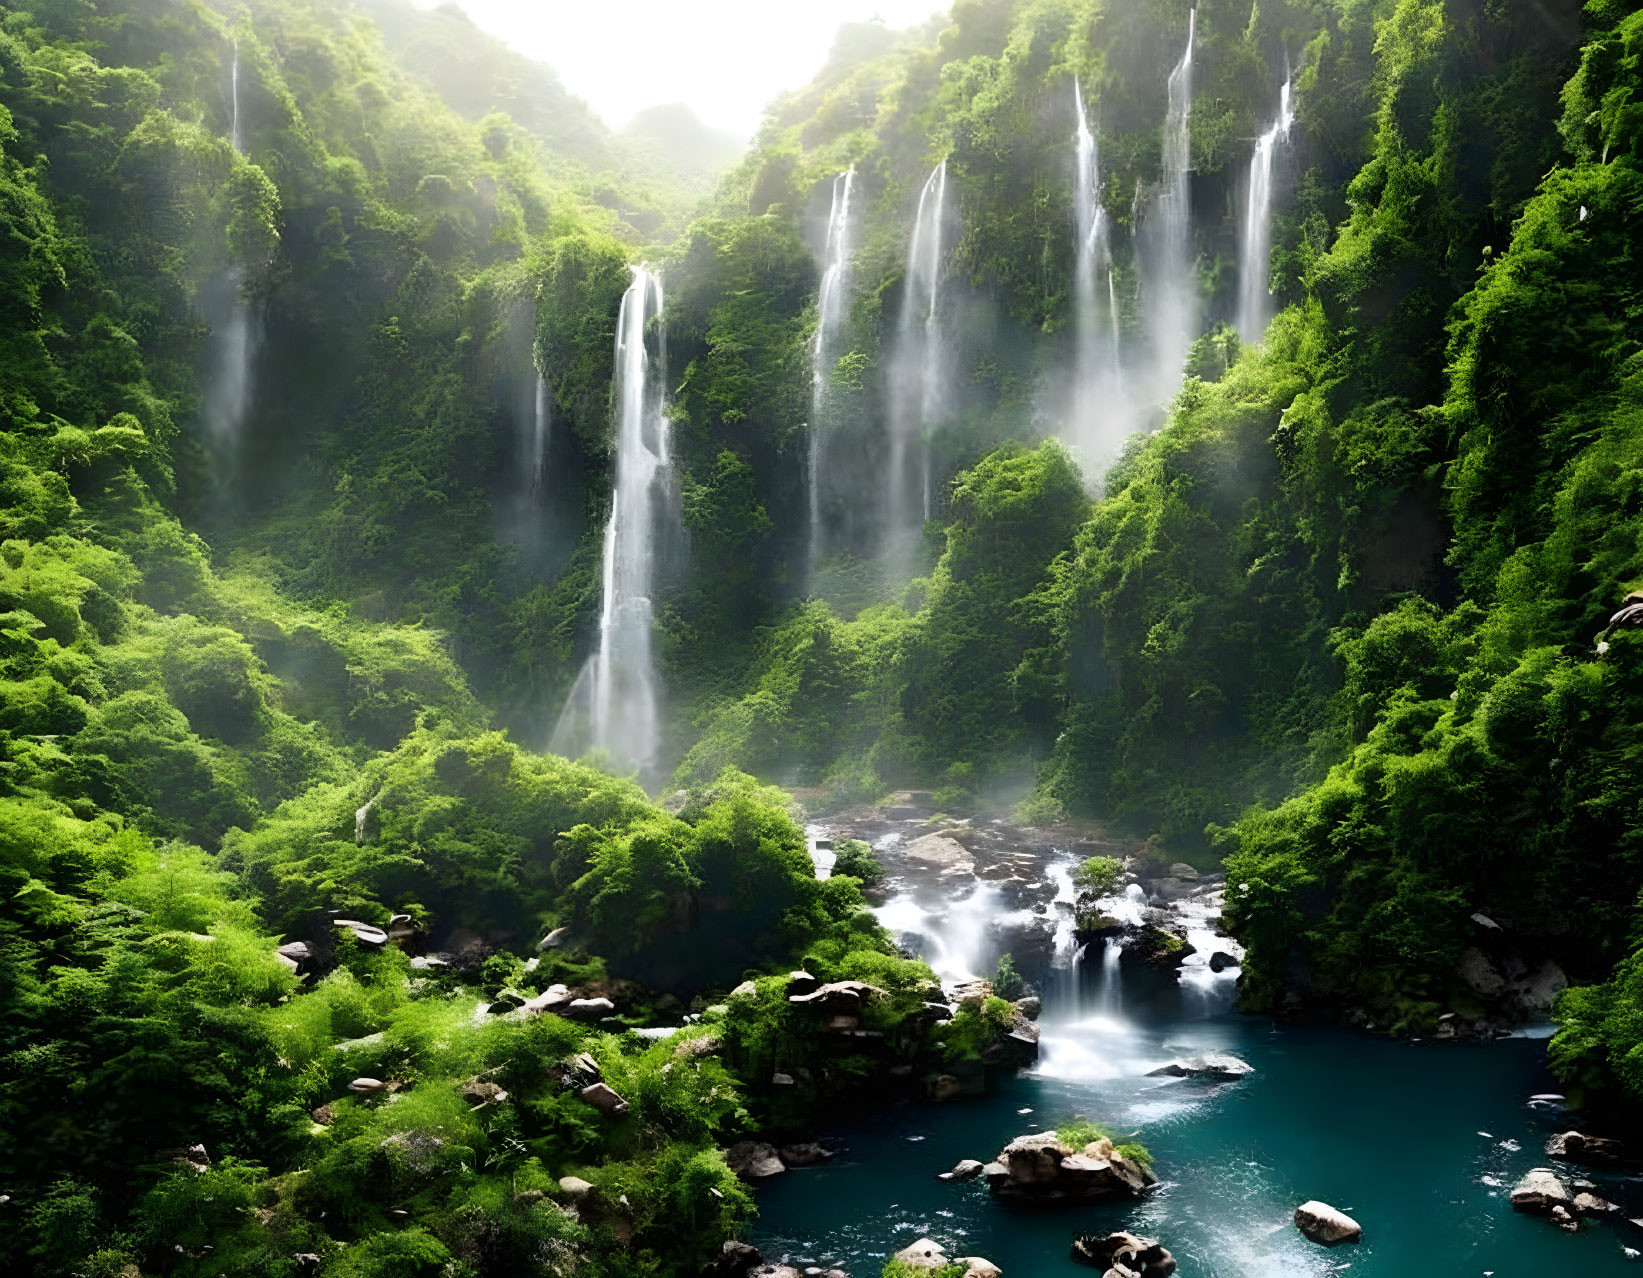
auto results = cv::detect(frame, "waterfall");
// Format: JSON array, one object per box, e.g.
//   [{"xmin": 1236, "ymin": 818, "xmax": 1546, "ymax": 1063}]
[
  {"xmin": 808, "ymin": 167, "xmax": 857, "ymax": 580},
  {"xmin": 888, "ymin": 160, "xmax": 949, "ymax": 555},
  {"xmin": 1071, "ymin": 77, "xmax": 1126, "ymax": 467},
  {"xmin": 1137, "ymin": 9, "xmax": 1197, "ymax": 421},
  {"xmin": 1236, "ymin": 73, "xmax": 1295, "ymax": 344},
  {"xmin": 528, "ymin": 371, "xmax": 551, "ymax": 496},
  {"xmin": 203, "ymin": 39, "xmax": 255, "ymax": 475},
  {"xmin": 1096, "ymin": 938, "xmax": 1124, "ymax": 1016},
  {"xmin": 551, "ymin": 267, "xmax": 671, "ymax": 777}
]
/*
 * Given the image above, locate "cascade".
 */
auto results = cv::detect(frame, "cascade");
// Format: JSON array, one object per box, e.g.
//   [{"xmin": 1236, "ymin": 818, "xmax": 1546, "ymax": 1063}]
[
  {"xmin": 1137, "ymin": 9, "xmax": 1197, "ymax": 420},
  {"xmin": 551, "ymin": 266, "xmax": 672, "ymax": 778},
  {"xmin": 1236, "ymin": 72, "xmax": 1295, "ymax": 343},
  {"xmin": 808, "ymin": 167, "xmax": 857, "ymax": 579},
  {"xmin": 528, "ymin": 371, "xmax": 551, "ymax": 496},
  {"xmin": 1071, "ymin": 77, "xmax": 1122, "ymax": 464},
  {"xmin": 202, "ymin": 39, "xmax": 255, "ymax": 472},
  {"xmin": 888, "ymin": 160, "xmax": 949, "ymax": 554}
]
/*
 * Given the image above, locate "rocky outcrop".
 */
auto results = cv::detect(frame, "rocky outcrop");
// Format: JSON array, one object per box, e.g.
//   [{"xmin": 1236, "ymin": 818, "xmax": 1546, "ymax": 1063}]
[
  {"xmin": 986, "ymin": 1132, "xmax": 1156, "ymax": 1204},
  {"xmin": 724, "ymin": 1140, "xmax": 786, "ymax": 1180},
  {"xmin": 1070, "ymin": 1231, "xmax": 1177, "ymax": 1274},
  {"xmin": 1510, "ymin": 1168, "xmax": 1572, "ymax": 1214},
  {"xmin": 1456, "ymin": 947, "xmax": 1567, "ymax": 1020},
  {"xmin": 1129, "ymin": 924, "xmax": 1193, "ymax": 969},
  {"xmin": 1145, "ymin": 1054, "xmax": 1253, "ymax": 1081},
  {"xmin": 902, "ymin": 833, "xmax": 975, "ymax": 875},
  {"xmin": 1546, "ymin": 1130, "xmax": 1625, "ymax": 1166},
  {"xmin": 891, "ymin": 1238, "xmax": 949, "ymax": 1268},
  {"xmin": 1294, "ymin": 1201, "xmax": 1362, "ymax": 1245}
]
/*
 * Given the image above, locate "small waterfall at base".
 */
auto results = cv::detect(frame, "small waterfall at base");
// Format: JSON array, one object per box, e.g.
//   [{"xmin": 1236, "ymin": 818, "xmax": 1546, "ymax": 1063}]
[
  {"xmin": 1236, "ymin": 73, "xmax": 1295, "ymax": 344},
  {"xmin": 888, "ymin": 160, "xmax": 949, "ymax": 562},
  {"xmin": 808, "ymin": 167, "xmax": 856, "ymax": 582},
  {"xmin": 551, "ymin": 266, "xmax": 672, "ymax": 779},
  {"xmin": 1095, "ymin": 937, "xmax": 1124, "ymax": 1015},
  {"xmin": 1137, "ymin": 9, "xmax": 1197, "ymax": 423}
]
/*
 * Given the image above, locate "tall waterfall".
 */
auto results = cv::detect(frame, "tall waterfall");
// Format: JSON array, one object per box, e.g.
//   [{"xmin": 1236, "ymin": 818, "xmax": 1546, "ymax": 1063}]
[
  {"xmin": 551, "ymin": 267, "xmax": 671, "ymax": 778},
  {"xmin": 1137, "ymin": 9, "xmax": 1197, "ymax": 421},
  {"xmin": 1071, "ymin": 77, "xmax": 1123, "ymax": 465},
  {"xmin": 888, "ymin": 160, "xmax": 949, "ymax": 551},
  {"xmin": 1236, "ymin": 74, "xmax": 1295, "ymax": 343},
  {"xmin": 528, "ymin": 371, "xmax": 551, "ymax": 496},
  {"xmin": 808, "ymin": 166, "xmax": 857, "ymax": 580},
  {"xmin": 203, "ymin": 40, "xmax": 254, "ymax": 471}
]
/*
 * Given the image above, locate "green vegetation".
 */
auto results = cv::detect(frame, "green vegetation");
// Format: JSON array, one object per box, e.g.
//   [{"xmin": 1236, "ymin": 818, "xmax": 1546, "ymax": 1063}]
[{"xmin": 1071, "ymin": 856, "xmax": 1123, "ymax": 897}]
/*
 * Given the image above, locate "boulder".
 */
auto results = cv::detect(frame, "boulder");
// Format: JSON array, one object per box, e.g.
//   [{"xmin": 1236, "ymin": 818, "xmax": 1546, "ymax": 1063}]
[
  {"xmin": 939, "ymin": 1159, "xmax": 985, "ymax": 1183},
  {"xmin": 1208, "ymin": 951, "xmax": 1239, "ymax": 972},
  {"xmin": 725, "ymin": 1140, "xmax": 786, "ymax": 1180},
  {"xmin": 891, "ymin": 1238, "xmax": 950, "ymax": 1268},
  {"xmin": 1070, "ymin": 1231, "xmax": 1177, "ymax": 1274},
  {"xmin": 902, "ymin": 833, "xmax": 975, "ymax": 874},
  {"xmin": 1294, "ymin": 1201, "xmax": 1362, "ymax": 1246},
  {"xmin": 948, "ymin": 978, "xmax": 994, "ymax": 1008},
  {"xmin": 1546, "ymin": 1130, "xmax": 1626, "ymax": 1165},
  {"xmin": 458, "ymin": 1080, "xmax": 509, "ymax": 1108},
  {"xmin": 702, "ymin": 1240, "xmax": 764, "ymax": 1277},
  {"xmin": 522, "ymin": 984, "xmax": 573, "ymax": 1016},
  {"xmin": 1510, "ymin": 1168, "xmax": 1571, "ymax": 1214},
  {"xmin": 1574, "ymin": 1191, "xmax": 1618, "ymax": 1216},
  {"xmin": 1145, "ymin": 1054, "xmax": 1254, "ymax": 1081},
  {"xmin": 1550, "ymin": 1204, "xmax": 1580, "ymax": 1232},
  {"xmin": 309, "ymin": 1104, "xmax": 335, "ymax": 1126},
  {"xmin": 788, "ymin": 980, "xmax": 885, "ymax": 1012},
  {"xmin": 333, "ymin": 919, "xmax": 388, "ymax": 948},
  {"xmin": 536, "ymin": 927, "xmax": 571, "ymax": 951},
  {"xmin": 1013, "ymin": 995, "xmax": 1042, "ymax": 1020},
  {"xmin": 777, "ymin": 1142, "xmax": 833, "ymax": 1167},
  {"xmin": 565, "ymin": 997, "xmax": 616, "ymax": 1020},
  {"xmin": 956, "ymin": 1260, "xmax": 1002, "ymax": 1278},
  {"xmin": 578, "ymin": 1082, "xmax": 629, "ymax": 1115},
  {"xmin": 557, "ymin": 1176, "xmax": 595, "ymax": 1202},
  {"xmin": 981, "ymin": 1161, "xmax": 1007, "ymax": 1186},
  {"xmin": 1167, "ymin": 863, "xmax": 1200, "ymax": 881},
  {"xmin": 988, "ymin": 1132, "xmax": 1156, "ymax": 1204},
  {"xmin": 347, "ymin": 1077, "xmax": 389, "ymax": 1096},
  {"xmin": 785, "ymin": 970, "xmax": 821, "ymax": 997}
]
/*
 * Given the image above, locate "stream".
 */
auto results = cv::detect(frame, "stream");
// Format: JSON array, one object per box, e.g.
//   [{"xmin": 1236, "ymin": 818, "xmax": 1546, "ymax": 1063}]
[{"xmin": 751, "ymin": 807, "xmax": 1641, "ymax": 1276}]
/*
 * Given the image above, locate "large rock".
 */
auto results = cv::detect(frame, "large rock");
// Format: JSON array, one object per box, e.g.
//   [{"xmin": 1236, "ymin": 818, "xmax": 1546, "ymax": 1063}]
[
  {"xmin": 1145, "ymin": 1054, "xmax": 1254, "ymax": 1081},
  {"xmin": 1294, "ymin": 1201, "xmax": 1362, "ymax": 1245},
  {"xmin": 701, "ymin": 1240, "xmax": 763, "ymax": 1277},
  {"xmin": 1510, "ymin": 1168, "xmax": 1571, "ymax": 1214},
  {"xmin": 1546, "ymin": 1130, "xmax": 1625, "ymax": 1165},
  {"xmin": 522, "ymin": 984, "xmax": 573, "ymax": 1016},
  {"xmin": 956, "ymin": 1259, "xmax": 1002, "ymax": 1278},
  {"xmin": 724, "ymin": 1140, "xmax": 786, "ymax": 1180},
  {"xmin": 989, "ymin": 1132, "xmax": 1155, "ymax": 1204},
  {"xmin": 557, "ymin": 1176, "xmax": 594, "ymax": 1202},
  {"xmin": 777, "ymin": 1142, "xmax": 833, "ymax": 1167},
  {"xmin": 565, "ymin": 997, "xmax": 616, "ymax": 1020},
  {"xmin": 902, "ymin": 833, "xmax": 975, "ymax": 875},
  {"xmin": 1070, "ymin": 1231, "xmax": 1177, "ymax": 1274},
  {"xmin": 787, "ymin": 980, "xmax": 885, "ymax": 1012},
  {"xmin": 938, "ymin": 1159, "xmax": 985, "ymax": 1183},
  {"xmin": 891, "ymin": 1238, "xmax": 950, "ymax": 1269},
  {"xmin": 578, "ymin": 1082, "xmax": 629, "ymax": 1115}
]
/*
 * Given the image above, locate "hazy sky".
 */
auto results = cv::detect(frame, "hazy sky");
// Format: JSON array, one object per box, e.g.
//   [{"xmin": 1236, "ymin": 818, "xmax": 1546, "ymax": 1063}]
[{"xmin": 427, "ymin": 0, "xmax": 951, "ymax": 139}]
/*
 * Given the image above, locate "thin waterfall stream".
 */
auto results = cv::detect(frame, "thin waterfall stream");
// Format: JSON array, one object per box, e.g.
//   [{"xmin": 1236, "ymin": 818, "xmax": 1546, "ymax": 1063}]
[
  {"xmin": 202, "ymin": 39, "xmax": 256, "ymax": 478},
  {"xmin": 1237, "ymin": 72, "xmax": 1296, "ymax": 343},
  {"xmin": 809, "ymin": 167, "xmax": 857, "ymax": 582},
  {"xmin": 889, "ymin": 160, "xmax": 950, "ymax": 558}
]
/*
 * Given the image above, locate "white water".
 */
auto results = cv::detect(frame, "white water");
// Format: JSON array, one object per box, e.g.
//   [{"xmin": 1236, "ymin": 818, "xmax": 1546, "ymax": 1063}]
[
  {"xmin": 528, "ymin": 372, "xmax": 551, "ymax": 496},
  {"xmin": 1070, "ymin": 78, "xmax": 1125, "ymax": 470},
  {"xmin": 1236, "ymin": 74, "xmax": 1295, "ymax": 343},
  {"xmin": 808, "ymin": 167, "xmax": 857, "ymax": 580},
  {"xmin": 1136, "ymin": 9, "xmax": 1197, "ymax": 423},
  {"xmin": 888, "ymin": 161, "xmax": 950, "ymax": 555},
  {"xmin": 873, "ymin": 872, "xmax": 1002, "ymax": 986},
  {"xmin": 551, "ymin": 267, "xmax": 672, "ymax": 778},
  {"xmin": 203, "ymin": 41, "xmax": 255, "ymax": 472}
]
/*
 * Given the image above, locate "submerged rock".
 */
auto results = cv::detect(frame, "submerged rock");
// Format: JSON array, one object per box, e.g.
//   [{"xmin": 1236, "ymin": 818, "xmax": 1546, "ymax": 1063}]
[
  {"xmin": 1294, "ymin": 1201, "xmax": 1362, "ymax": 1245},
  {"xmin": 1145, "ymin": 1054, "xmax": 1253, "ymax": 1081}
]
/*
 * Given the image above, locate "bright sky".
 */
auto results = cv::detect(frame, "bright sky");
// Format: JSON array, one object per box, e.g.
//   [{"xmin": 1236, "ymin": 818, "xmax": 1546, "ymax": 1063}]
[{"xmin": 428, "ymin": 0, "xmax": 952, "ymax": 140}]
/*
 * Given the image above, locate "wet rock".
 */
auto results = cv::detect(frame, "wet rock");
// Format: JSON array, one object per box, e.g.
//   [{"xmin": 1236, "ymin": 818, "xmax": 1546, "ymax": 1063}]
[
  {"xmin": 1145, "ymin": 1054, "xmax": 1254, "ymax": 1081},
  {"xmin": 1546, "ymin": 1130, "xmax": 1626, "ymax": 1166},
  {"xmin": 778, "ymin": 1142, "xmax": 834, "ymax": 1167},
  {"xmin": 347, "ymin": 1076, "xmax": 389, "ymax": 1096},
  {"xmin": 725, "ymin": 1140, "xmax": 786, "ymax": 1180},
  {"xmin": 333, "ymin": 918, "xmax": 388, "ymax": 947},
  {"xmin": 902, "ymin": 833, "xmax": 975, "ymax": 875},
  {"xmin": 578, "ymin": 1082, "xmax": 630, "ymax": 1115},
  {"xmin": 939, "ymin": 1158, "xmax": 985, "ymax": 1182},
  {"xmin": 1294, "ymin": 1201, "xmax": 1362, "ymax": 1245},
  {"xmin": 1070, "ymin": 1230, "xmax": 1177, "ymax": 1274},
  {"xmin": 891, "ymin": 1237, "xmax": 950, "ymax": 1268},
  {"xmin": 1510, "ymin": 1168, "xmax": 1572, "ymax": 1214},
  {"xmin": 1208, "ymin": 951, "xmax": 1239, "ymax": 972},
  {"xmin": 989, "ymin": 1132, "xmax": 1155, "ymax": 1204},
  {"xmin": 1013, "ymin": 995, "xmax": 1042, "ymax": 1020},
  {"xmin": 565, "ymin": 997, "xmax": 616, "ymax": 1020}
]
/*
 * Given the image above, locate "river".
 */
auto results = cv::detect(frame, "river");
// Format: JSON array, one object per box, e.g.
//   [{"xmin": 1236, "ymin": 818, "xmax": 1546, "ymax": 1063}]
[{"xmin": 751, "ymin": 808, "xmax": 1640, "ymax": 1275}]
